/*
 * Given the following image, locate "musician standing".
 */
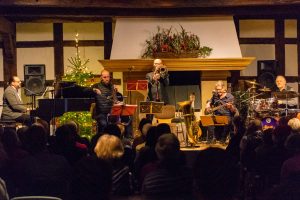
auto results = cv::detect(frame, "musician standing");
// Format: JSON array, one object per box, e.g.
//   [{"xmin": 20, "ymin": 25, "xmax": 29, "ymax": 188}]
[
  {"xmin": 92, "ymin": 69, "xmax": 117, "ymax": 133},
  {"xmin": 274, "ymin": 75, "xmax": 297, "ymax": 108},
  {"xmin": 205, "ymin": 80, "xmax": 238, "ymax": 143},
  {"xmin": 1, "ymin": 76, "xmax": 32, "ymax": 126},
  {"xmin": 146, "ymin": 59, "xmax": 169, "ymax": 104}
]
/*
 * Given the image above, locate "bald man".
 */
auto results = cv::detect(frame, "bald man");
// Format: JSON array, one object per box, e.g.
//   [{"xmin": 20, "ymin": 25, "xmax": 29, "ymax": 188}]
[
  {"xmin": 92, "ymin": 69, "xmax": 117, "ymax": 133},
  {"xmin": 275, "ymin": 75, "xmax": 297, "ymax": 108},
  {"xmin": 146, "ymin": 59, "xmax": 169, "ymax": 104}
]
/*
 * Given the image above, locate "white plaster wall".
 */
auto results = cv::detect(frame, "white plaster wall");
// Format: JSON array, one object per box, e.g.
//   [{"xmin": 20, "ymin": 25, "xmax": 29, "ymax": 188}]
[
  {"xmin": 17, "ymin": 47, "xmax": 55, "ymax": 80},
  {"xmin": 17, "ymin": 23, "xmax": 53, "ymax": 41},
  {"xmin": 111, "ymin": 17, "xmax": 242, "ymax": 59},
  {"xmin": 239, "ymin": 20, "xmax": 275, "ymax": 38},
  {"xmin": 63, "ymin": 22, "xmax": 104, "ymax": 40},
  {"xmin": 240, "ymin": 44, "xmax": 275, "ymax": 76},
  {"xmin": 64, "ymin": 46, "xmax": 104, "ymax": 75},
  {"xmin": 285, "ymin": 44, "xmax": 298, "ymax": 76}
]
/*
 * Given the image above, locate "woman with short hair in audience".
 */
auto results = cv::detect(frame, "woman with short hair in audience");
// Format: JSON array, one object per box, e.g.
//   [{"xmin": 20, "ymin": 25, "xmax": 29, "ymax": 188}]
[{"xmin": 95, "ymin": 134, "xmax": 133, "ymax": 196}]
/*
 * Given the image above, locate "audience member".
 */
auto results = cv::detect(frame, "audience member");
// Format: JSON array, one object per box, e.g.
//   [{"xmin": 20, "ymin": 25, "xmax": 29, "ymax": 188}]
[
  {"xmin": 194, "ymin": 147, "xmax": 239, "ymax": 200},
  {"xmin": 0, "ymin": 178, "xmax": 9, "ymax": 200},
  {"xmin": 142, "ymin": 134, "xmax": 194, "ymax": 200},
  {"xmin": 52, "ymin": 123, "xmax": 87, "ymax": 165},
  {"xmin": 132, "ymin": 118, "xmax": 152, "ymax": 152},
  {"xmin": 226, "ymin": 115, "xmax": 245, "ymax": 163},
  {"xmin": 265, "ymin": 172, "xmax": 300, "ymax": 200},
  {"xmin": 71, "ymin": 153, "xmax": 112, "ymax": 200},
  {"xmin": 240, "ymin": 119, "xmax": 263, "ymax": 171},
  {"xmin": 94, "ymin": 134, "xmax": 133, "ymax": 196},
  {"xmin": 13, "ymin": 124, "xmax": 71, "ymax": 199},
  {"xmin": 281, "ymin": 134, "xmax": 300, "ymax": 181}
]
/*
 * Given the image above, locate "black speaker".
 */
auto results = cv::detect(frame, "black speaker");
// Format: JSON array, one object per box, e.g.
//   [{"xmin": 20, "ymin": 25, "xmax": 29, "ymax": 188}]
[
  {"xmin": 257, "ymin": 60, "xmax": 278, "ymax": 89},
  {"xmin": 24, "ymin": 64, "xmax": 46, "ymax": 96}
]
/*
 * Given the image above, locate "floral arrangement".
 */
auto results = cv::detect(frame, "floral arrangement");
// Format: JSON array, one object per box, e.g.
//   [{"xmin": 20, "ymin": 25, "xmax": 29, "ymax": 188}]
[
  {"xmin": 63, "ymin": 33, "xmax": 94, "ymax": 86},
  {"xmin": 142, "ymin": 25, "xmax": 213, "ymax": 58}
]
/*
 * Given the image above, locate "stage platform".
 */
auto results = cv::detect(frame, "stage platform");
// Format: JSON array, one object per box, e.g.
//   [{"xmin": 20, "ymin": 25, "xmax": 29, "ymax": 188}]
[{"xmin": 180, "ymin": 142, "xmax": 227, "ymax": 168}]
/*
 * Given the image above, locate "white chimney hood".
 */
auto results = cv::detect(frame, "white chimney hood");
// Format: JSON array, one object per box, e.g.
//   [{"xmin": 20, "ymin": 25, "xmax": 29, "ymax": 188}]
[{"xmin": 110, "ymin": 16, "xmax": 242, "ymax": 59}]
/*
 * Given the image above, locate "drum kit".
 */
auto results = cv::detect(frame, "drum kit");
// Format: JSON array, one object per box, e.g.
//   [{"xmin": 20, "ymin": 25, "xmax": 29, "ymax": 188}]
[{"xmin": 241, "ymin": 80, "xmax": 299, "ymax": 128}]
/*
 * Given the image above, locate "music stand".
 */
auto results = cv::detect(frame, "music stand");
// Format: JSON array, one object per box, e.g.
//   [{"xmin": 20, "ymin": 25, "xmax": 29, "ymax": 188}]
[
  {"xmin": 139, "ymin": 101, "xmax": 164, "ymax": 114},
  {"xmin": 126, "ymin": 80, "xmax": 148, "ymax": 103},
  {"xmin": 111, "ymin": 104, "xmax": 137, "ymax": 116},
  {"xmin": 200, "ymin": 115, "xmax": 229, "ymax": 143}
]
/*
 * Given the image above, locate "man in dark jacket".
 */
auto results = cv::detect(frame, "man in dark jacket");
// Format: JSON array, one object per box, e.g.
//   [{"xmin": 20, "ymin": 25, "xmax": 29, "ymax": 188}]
[{"xmin": 92, "ymin": 69, "xmax": 117, "ymax": 133}]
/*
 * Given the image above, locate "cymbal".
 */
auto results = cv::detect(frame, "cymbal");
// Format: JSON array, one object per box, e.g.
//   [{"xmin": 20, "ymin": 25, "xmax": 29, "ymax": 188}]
[
  {"xmin": 259, "ymin": 88, "xmax": 271, "ymax": 92},
  {"xmin": 272, "ymin": 91, "xmax": 299, "ymax": 99},
  {"xmin": 245, "ymin": 80, "xmax": 261, "ymax": 86}
]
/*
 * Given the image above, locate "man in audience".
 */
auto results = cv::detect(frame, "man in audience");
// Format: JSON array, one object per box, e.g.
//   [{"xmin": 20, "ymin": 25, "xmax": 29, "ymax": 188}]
[{"xmin": 142, "ymin": 134, "xmax": 193, "ymax": 200}]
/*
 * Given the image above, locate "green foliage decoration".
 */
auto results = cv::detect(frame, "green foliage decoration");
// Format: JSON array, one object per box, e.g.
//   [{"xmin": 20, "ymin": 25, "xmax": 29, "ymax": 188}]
[
  {"xmin": 142, "ymin": 25, "xmax": 213, "ymax": 58},
  {"xmin": 58, "ymin": 111, "xmax": 97, "ymax": 140}
]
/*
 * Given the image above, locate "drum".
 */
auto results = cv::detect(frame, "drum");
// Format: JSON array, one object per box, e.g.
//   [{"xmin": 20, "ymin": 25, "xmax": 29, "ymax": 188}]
[
  {"xmin": 253, "ymin": 99, "xmax": 269, "ymax": 112},
  {"xmin": 266, "ymin": 98, "xmax": 278, "ymax": 109},
  {"xmin": 261, "ymin": 117, "xmax": 278, "ymax": 130}
]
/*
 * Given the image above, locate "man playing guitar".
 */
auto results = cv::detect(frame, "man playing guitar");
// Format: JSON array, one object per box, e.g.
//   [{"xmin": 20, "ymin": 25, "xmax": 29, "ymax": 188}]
[{"xmin": 205, "ymin": 80, "xmax": 238, "ymax": 143}]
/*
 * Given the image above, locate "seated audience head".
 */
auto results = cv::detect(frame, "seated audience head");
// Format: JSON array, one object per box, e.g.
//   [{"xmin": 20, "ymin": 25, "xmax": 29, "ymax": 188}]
[
  {"xmin": 138, "ymin": 118, "xmax": 152, "ymax": 133},
  {"xmin": 103, "ymin": 124, "xmax": 121, "ymax": 138},
  {"xmin": 278, "ymin": 116, "xmax": 290, "ymax": 126},
  {"xmin": 142, "ymin": 123, "xmax": 152, "ymax": 137},
  {"xmin": 145, "ymin": 126, "xmax": 158, "ymax": 148},
  {"xmin": 35, "ymin": 118, "xmax": 50, "ymax": 136},
  {"xmin": 288, "ymin": 117, "xmax": 300, "ymax": 133},
  {"xmin": 246, "ymin": 119, "xmax": 262, "ymax": 135},
  {"xmin": 65, "ymin": 120, "xmax": 79, "ymax": 135},
  {"xmin": 0, "ymin": 128, "xmax": 19, "ymax": 153},
  {"xmin": 16, "ymin": 126, "xmax": 29, "ymax": 147},
  {"xmin": 55, "ymin": 124, "xmax": 76, "ymax": 146},
  {"xmin": 285, "ymin": 134, "xmax": 300, "ymax": 155},
  {"xmin": 157, "ymin": 123, "xmax": 171, "ymax": 135},
  {"xmin": 272, "ymin": 125, "xmax": 291, "ymax": 147},
  {"xmin": 262, "ymin": 128, "xmax": 274, "ymax": 146},
  {"xmin": 194, "ymin": 147, "xmax": 239, "ymax": 200},
  {"xmin": 155, "ymin": 133, "xmax": 180, "ymax": 167},
  {"xmin": 94, "ymin": 134, "xmax": 124, "ymax": 161},
  {"xmin": 24, "ymin": 123, "xmax": 47, "ymax": 154},
  {"xmin": 232, "ymin": 115, "xmax": 245, "ymax": 134}
]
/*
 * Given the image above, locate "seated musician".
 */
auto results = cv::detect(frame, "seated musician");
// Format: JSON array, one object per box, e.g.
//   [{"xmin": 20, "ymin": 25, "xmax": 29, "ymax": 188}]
[
  {"xmin": 1, "ymin": 76, "xmax": 32, "ymax": 126},
  {"xmin": 275, "ymin": 75, "xmax": 298, "ymax": 108},
  {"xmin": 205, "ymin": 80, "xmax": 238, "ymax": 143}
]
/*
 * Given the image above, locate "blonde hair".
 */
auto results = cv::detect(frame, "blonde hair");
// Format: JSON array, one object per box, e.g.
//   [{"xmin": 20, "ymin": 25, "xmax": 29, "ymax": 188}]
[
  {"xmin": 94, "ymin": 134, "xmax": 124, "ymax": 160},
  {"xmin": 288, "ymin": 118, "xmax": 300, "ymax": 132}
]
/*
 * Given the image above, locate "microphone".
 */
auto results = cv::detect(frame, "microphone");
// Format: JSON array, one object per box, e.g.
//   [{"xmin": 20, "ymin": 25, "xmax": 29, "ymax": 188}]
[
  {"xmin": 23, "ymin": 87, "xmax": 37, "ymax": 95},
  {"xmin": 41, "ymin": 86, "xmax": 49, "ymax": 98}
]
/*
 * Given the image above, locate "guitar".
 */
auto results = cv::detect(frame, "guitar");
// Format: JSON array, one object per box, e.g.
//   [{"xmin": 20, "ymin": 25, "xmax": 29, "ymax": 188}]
[{"xmin": 204, "ymin": 102, "xmax": 234, "ymax": 115}]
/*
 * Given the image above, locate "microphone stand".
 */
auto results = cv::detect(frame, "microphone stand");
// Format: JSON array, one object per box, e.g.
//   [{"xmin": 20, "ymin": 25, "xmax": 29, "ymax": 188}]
[{"xmin": 23, "ymin": 87, "xmax": 37, "ymax": 110}]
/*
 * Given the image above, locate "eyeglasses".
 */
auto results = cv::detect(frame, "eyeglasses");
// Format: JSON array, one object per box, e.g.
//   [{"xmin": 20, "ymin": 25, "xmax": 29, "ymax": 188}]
[{"xmin": 102, "ymin": 76, "xmax": 110, "ymax": 78}]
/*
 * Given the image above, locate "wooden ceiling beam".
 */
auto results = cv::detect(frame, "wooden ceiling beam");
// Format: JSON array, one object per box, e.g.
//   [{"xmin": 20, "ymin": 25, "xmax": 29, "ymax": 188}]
[
  {"xmin": 1, "ymin": 0, "xmax": 300, "ymax": 9},
  {"xmin": 0, "ymin": 17, "xmax": 14, "ymax": 34}
]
